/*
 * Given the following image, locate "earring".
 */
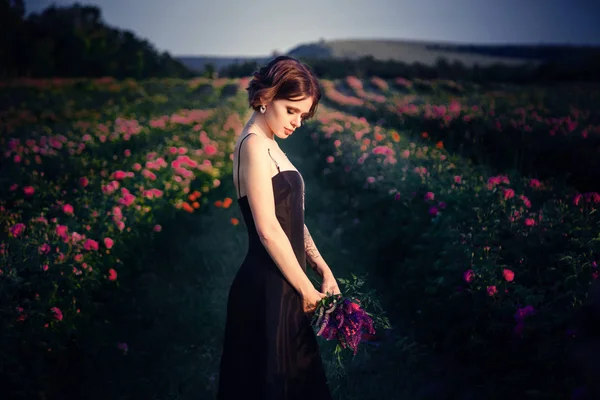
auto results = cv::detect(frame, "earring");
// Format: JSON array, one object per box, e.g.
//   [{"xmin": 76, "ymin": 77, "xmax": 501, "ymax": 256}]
[{"xmin": 259, "ymin": 104, "xmax": 266, "ymax": 114}]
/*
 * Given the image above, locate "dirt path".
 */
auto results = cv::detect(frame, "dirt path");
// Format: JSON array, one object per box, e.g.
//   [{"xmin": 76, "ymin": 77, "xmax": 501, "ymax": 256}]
[{"xmin": 54, "ymin": 119, "xmax": 474, "ymax": 400}]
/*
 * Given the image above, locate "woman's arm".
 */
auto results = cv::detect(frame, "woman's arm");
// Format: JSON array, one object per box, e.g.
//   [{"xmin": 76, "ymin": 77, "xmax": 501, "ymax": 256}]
[
  {"xmin": 304, "ymin": 224, "xmax": 333, "ymax": 278},
  {"xmin": 242, "ymin": 134, "xmax": 315, "ymax": 298}
]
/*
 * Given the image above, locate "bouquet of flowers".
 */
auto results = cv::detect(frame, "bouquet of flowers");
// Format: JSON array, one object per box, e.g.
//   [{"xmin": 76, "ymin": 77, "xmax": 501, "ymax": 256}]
[
  {"xmin": 310, "ymin": 293, "xmax": 375, "ymax": 356},
  {"xmin": 309, "ymin": 273, "xmax": 391, "ymax": 363}
]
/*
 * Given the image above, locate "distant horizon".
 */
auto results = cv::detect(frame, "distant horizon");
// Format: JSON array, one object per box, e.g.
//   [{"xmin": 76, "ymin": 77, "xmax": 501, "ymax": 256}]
[{"xmin": 173, "ymin": 36, "xmax": 600, "ymax": 58}]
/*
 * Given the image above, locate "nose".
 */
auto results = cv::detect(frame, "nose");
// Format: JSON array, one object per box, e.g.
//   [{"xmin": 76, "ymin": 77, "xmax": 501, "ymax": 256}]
[{"xmin": 291, "ymin": 116, "xmax": 301, "ymax": 128}]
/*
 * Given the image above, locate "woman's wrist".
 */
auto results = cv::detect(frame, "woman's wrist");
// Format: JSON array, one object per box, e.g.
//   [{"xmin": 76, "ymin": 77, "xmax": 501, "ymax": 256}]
[{"xmin": 318, "ymin": 266, "xmax": 334, "ymax": 279}]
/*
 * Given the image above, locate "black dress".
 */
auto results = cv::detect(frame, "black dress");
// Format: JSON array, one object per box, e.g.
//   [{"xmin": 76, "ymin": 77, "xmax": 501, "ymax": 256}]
[{"xmin": 217, "ymin": 133, "xmax": 332, "ymax": 399}]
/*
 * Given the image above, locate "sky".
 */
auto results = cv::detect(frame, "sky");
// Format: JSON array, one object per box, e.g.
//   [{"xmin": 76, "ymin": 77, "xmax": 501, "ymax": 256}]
[{"xmin": 24, "ymin": 0, "xmax": 600, "ymax": 57}]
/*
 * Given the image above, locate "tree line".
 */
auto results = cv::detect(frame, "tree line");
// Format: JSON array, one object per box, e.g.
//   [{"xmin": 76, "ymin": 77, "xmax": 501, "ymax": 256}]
[
  {"xmin": 0, "ymin": 1, "xmax": 194, "ymax": 79},
  {"xmin": 219, "ymin": 54, "xmax": 600, "ymax": 84}
]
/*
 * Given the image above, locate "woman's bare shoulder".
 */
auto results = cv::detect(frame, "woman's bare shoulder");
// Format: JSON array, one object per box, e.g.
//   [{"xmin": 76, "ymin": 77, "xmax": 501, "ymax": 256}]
[{"xmin": 237, "ymin": 132, "xmax": 266, "ymax": 157}]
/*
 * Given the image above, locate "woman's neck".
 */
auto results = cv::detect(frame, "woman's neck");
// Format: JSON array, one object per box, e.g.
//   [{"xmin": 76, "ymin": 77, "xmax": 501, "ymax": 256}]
[{"xmin": 247, "ymin": 112, "xmax": 275, "ymax": 142}]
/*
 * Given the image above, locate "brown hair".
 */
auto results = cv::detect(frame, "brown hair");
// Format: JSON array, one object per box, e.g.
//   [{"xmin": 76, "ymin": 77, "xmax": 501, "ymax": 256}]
[{"xmin": 246, "ymin": 56, "xmax": 322, "ymax": 121}]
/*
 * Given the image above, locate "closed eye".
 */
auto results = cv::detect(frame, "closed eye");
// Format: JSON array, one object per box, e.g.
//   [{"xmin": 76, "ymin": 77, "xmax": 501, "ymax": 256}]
[{"xmin": 287, "ymin": 107, "xmax": 308, "ymax": 120}]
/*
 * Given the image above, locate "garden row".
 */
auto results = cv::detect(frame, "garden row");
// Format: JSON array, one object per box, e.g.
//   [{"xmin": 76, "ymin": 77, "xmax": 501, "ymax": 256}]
[
  {"xmin": 320, "ymin": 76, "xmax": 600, "ymax": 192},
  {"xmin": 0, "ymin": 77, "xmax": 247, "ymax": 395},
  {"xmin": 303, "ymin": 105, "xmax": 600, "ymax": 398}
]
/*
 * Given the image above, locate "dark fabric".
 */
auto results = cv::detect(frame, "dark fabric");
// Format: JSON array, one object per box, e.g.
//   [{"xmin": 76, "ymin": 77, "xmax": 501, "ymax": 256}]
[{"xmin": 217, "ymin": 134, "xmax": 332, "ymax": 400}]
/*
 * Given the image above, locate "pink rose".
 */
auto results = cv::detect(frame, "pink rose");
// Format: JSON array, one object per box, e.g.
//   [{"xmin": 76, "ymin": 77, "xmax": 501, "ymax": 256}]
[
  {"xmin": 50, "ymin": 307, "xmax": 63, "ymax": 321},
  {"xmin": 524, "ymin": 218, "xmax": 535, "ymax": 226},
  {"xmin": 23, "ymin": 186, "xmax": 35, "ymax": 196},
  {"xmin": 84, "ymin": 239, "xmax": 99, "ymax": 251},
  {"xmin": 104, "ymin": 237, "xmax": 114, "ymax": 249},
  {"xmin": 10, "ymin": 223, "xmax": 26, "ymax": 237},
  {"xmin": 464, "ymin": 269, "xmax": 475, "ymax": 283},
  {"xmin": 108, "ymin": 268, "xmax": 118, "ymax": 281}
]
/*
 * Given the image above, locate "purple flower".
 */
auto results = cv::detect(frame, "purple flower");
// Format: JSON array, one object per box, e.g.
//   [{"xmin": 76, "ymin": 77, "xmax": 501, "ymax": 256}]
[{"xmin": 514, "ymin": 305, "xmax": 535, "ymax": 322}]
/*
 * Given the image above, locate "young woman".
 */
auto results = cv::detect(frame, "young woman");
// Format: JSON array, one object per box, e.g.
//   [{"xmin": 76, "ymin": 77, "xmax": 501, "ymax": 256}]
[{"xmin": 217, "ymin": 56, "xmax": 340, "ymax": 399}]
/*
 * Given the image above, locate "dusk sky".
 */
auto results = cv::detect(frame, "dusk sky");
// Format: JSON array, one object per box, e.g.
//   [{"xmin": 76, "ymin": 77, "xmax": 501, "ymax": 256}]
[{"xmin": 24, "ymin": 0, "xmax": 600, "ymax": 57}]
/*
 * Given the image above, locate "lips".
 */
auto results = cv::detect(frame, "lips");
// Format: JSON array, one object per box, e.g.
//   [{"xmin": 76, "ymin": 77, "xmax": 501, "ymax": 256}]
[{"xmin": 284, "ymin": 127, "xmax": 293, "ymax": 134}]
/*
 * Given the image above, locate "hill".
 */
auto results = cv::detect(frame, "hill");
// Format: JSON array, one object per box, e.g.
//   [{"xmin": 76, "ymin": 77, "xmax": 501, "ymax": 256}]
[
  {"xmin": 287, "ymin": 38, "xmax": 599, "ymax": 67},
  {"xmin": 176, "ymin": 38, "xmax": 600, "ymax": 74}
]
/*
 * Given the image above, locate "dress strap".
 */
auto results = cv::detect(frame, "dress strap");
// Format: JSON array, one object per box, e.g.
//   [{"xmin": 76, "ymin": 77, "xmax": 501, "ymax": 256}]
[
  {"xmin": 237, "ymin": 133, "xmax": 256, "ymax": 197},
  {"xmin": 267, "ymin": 149, "xmax": 281, "ymax": 173},
  {"xmin": 237, "ymin": 133, "xmax": 281, "ymax": 198}
]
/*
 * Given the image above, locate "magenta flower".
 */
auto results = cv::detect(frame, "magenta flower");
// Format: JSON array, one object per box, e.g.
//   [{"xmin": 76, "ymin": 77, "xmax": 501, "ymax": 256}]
[
  {"xmin": 50, "ymin": 307, "xmax": 63, "ymax": 321},
  {"xmin": 514, "ymin": 305, "xmax": 535, "ymax": 322},
  {"xmin": 108, "ymin": 268, "xmax": 118, "ymax": 281},
  {"xmin": 38, "ymin": 243, "xmax": 51, "ymax": 255},
  {"xmin": 113, "ymin": 170, "xmax": 127, "ymax": 180},
  {"xmin": 424, "ymin": 192, "xmax": 435, "ymax": 202},
  {"xmin": 529, "ymin": 179, "xmax": 542, "ymax": 189},
  {"xmin": 63, "ymin": 204, "xmax": 74, "ymax": 215},
  {"xmin": 464, "ymin": 269, "xmax": 475, "ymax": 283},
  {"xmin": 23, "ymin": 186, "xmax": 35, "ymax": 197},
  {"xmin": 116, "ymin": 221, "xmax": 125, "ymax": 231},
  {"xmin": 503, "ymin": 188, "xmax": 515, "ymax": 200},
  {"xmin": 84, "ymin": 239, "xmax": 99, "ymax": 251},
  {"xmin": 204, "ymin": 144, "xmax": 217, "ymax": 155},
  {"xmin": 71, "ymin": 232, "xmax": 83, "ymax": 243},
  {"xmin": 55, "ymin": 225, "xmax": 68, "ymax": 241},
  {"xmin": 118, "ymin": 193, "xmax": 136, "ymax": 207},
  {"xmin": 311, "ymin": 295, "xmax": 375, "ymax": 356},
  {"xmin": 104, "ymin": 237, "xmax": 114, "ymax": 249},
  {"xmin": 10, "ymin": 223, "xmax": 26, "ymax": 237},
  {"xmin": 524, "ymin": 218, "xmax": 535, "ymax": 226}
]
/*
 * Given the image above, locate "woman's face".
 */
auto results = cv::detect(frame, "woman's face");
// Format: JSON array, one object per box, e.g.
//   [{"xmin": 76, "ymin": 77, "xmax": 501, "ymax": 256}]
[{"xmin": 264, "ymin": 96, "xmax": 313, "ymax": 139}]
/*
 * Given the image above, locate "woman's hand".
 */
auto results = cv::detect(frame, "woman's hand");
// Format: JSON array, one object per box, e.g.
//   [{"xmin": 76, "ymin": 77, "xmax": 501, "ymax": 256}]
[
  {"xmin": 321, "ymin": 273, "xmax": 341, "ymax": 297},
  {"xmin": 301, "ymin": 287, "xmax": 327, "ymax": 314}
]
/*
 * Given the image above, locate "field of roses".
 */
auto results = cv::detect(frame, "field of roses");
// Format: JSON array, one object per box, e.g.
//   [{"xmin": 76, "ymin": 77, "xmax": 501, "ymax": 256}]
[
  {"xmin": 3, "ymin": 73, "xmax": 600, "ymax": 399},
  {"xmin": 0, "ymin": 76, "xmax": 248, "ymax": 396},
  {"xmin": 321, "ymin": 75, "xmax": 600, "ymax": 191},
  {"xmin": 304, "ymin": 95, "xmax": 600, "ymax": 397}
]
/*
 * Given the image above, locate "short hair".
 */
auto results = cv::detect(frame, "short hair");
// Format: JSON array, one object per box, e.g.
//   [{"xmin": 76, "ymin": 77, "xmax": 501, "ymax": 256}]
[{"xmin": 246, "ymin": 56, "xmax": 322, "ymax": 121}]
